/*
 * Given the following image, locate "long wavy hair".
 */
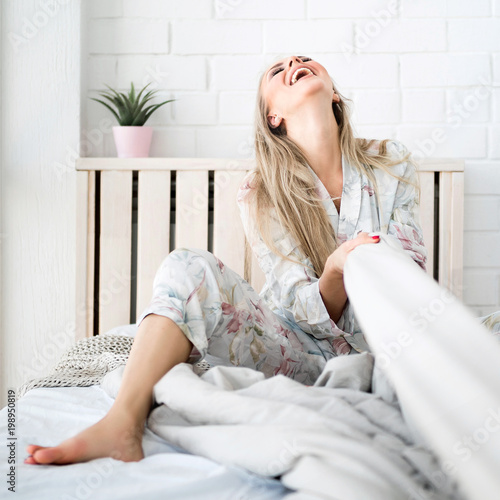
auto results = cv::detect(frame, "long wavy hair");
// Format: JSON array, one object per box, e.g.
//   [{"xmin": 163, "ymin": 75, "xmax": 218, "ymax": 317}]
[{"xmin": 246, "ymin": 57, "xmax": 421, "ymax": 278}]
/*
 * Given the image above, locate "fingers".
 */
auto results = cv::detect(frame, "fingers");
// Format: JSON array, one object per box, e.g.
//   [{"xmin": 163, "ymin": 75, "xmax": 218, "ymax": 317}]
[{"xmin": 350, "ymin": 232, "xmax": 380, "ymax": 248}]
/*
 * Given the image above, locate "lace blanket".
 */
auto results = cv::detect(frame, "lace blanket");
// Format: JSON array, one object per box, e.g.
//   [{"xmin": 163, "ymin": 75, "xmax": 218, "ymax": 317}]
[{"xmin": 15, "ymin": 334, "xmax": 211, "ymax": 401}]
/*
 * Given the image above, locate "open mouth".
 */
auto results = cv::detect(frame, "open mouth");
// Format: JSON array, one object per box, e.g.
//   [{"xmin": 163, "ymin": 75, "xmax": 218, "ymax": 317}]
[{"xmin": 290, "ymin": 67, "xmax": 314, "ymax": 85}]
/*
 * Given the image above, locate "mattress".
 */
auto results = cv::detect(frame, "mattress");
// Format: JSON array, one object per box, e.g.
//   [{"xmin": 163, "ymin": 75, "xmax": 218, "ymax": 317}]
[{"xmin": 0, "ymin": 384, "xmax": 288, "ymax": 499}]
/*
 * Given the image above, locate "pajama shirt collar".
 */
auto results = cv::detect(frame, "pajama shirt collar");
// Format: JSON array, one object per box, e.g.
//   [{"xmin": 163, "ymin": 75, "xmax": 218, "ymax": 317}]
[{"xmin": 306, "ymin": 154, "xmax": 362, "ymax": 244}]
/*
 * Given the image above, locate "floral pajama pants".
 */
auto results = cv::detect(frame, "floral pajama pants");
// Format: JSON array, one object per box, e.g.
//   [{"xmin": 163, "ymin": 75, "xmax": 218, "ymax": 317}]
[
  {"xmin": 136, "ymin": 248, "xmax": 339, "ymax": 386},
  {"xmin": 136, "ymin": 248, "xmax": 500, "ymax": 387}
]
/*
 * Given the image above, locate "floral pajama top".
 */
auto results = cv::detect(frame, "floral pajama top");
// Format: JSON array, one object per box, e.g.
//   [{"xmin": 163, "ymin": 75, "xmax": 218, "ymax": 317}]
[{"xmin": 236, "ymin": 139, "xmax": 429, "ymax": 355}]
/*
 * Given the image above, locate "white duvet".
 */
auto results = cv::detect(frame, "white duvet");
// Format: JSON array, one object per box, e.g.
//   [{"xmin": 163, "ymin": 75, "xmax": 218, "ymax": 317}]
[{"xmin": 100, "ymin": 233, "xmax": 500, "ymax": 500}]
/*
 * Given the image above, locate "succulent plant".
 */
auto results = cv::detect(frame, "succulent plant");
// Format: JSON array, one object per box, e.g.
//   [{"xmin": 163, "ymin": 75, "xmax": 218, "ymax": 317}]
[{"xmin": 91, "ymin": 82, "xmax": 175, "ymax": 126}]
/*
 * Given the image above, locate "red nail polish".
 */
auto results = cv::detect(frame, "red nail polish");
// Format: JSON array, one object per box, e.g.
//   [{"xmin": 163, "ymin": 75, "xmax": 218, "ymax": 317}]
[{"xmin": 371, "ymin": 235, "xmax": 380, "ymax": 240}]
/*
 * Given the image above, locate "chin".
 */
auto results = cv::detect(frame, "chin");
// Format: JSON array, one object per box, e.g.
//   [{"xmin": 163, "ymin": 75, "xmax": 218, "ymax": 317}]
[{"xmin": 291, "ymin": 79, "xmax": 331, "ymax": 104}]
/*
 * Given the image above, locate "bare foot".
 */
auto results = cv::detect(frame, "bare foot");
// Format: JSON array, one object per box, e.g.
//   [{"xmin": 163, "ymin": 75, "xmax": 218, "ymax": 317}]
[{"xmin": 24, "ymin": 412, "xmax": 145, "ymax": 465}]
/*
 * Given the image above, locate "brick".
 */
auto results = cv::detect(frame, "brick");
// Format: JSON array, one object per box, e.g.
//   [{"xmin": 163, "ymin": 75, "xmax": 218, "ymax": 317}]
[
  {"xmin": 489, "ymin": 126, "xmax": 500, "ymax": 159},
  {"xmin": 400, "ymin": 0, "xmax": 446, "ymax": 17},
  {"xmin": 464, "ymin": 196, "xmax": 500, "ymax": 231},
  {"xmin": 493, "ymin": 89, "xmax": 500, "ymax": 122},
  {"xmin": 212, "ymin": 55, "xmax": 268, "ymax": 90},
  {"xmin": 446, "ymin": 89, "xmax": 491, "ymax": 124},
  {"xmin": 84, "ymin": 95, "xmax": 117, "ymax": 156},
  {"xmin": 172, "ymin": 21, "xmax": 261, "ymax": 54},
  {"xmin": 314, "ymin": 54, "xmax": 398, "ymax": 89},
  {"xmin": 149, "ymin": 128, "xmax": 196, "ymax": 156},
  {"xmin": 141, "ymin": 92, "xmax": 176, "ymax": 126},
  {"xmin": 87, "ymin": 91, "xmax": 116, "ymax": 126},
  {"xmin": 264, "ymin": 20, "xmax": 353, "ymax": 54},
  {"xmin": 355, "ymin": 125, "xmax": 398, "ymax": 141},
  {"xmin": 464, "ymin": 233, "xmax": 500, "ymax": 267},
  {"xmin": 216, "ymin": 0, "xmax": 304, "ymax": 19},
  {"xmin": 88, "ymin": 56, "xmax": 119, "ymax": 90},
  {"xmin": 401, "ymin": 54, "xmax": 490, "ymax": 87},
  {"xmin": 170, "ymin": 93, "xmax": 217, "ymax": 125},
  {"xmin": 494, "ymin": 54, "xmax": 500, "ymax": 86},
  {"xmin": 464, "ymin": 163, "xmax": 500, "ymax": 195},
  {"xmin": 402, "ymin": 90, "xmax": 446, "ymax": 123},
  {"xmin": 355, "ymin": 19, "xmax": 446, "ymax": 53},
  {"xmin": 116, "ymin": 55, "xmax": 207, "ymax": 91},
  {"xmin": 219, "ymin": 92, "xmax": 257, "ymax": 124},
  {"xmin": 88, "ymin": 19, "xmax": 169, "ymax": 54},
  {"xmin": 352, "ymin": 90, "xmax": 400, "ymax": 124},
  {"xmin": 491, "ymin": 129, "xmax": 500, "ymax": 161},
  {"xmin": 104, "ymin": 133, "xmax": 117, "ymax": 157},
  {"xmin": 449, "ymin": 19, "xmax": 500, "ymax": 52},
  {"xmin": 463, "ymin": 270, "xmax": 498, "ymax": 306},
  {"xmin": 308, "ymin": 0, "xmax": 398, "ymax": 19},
  {"xmin": 123, "ymin": 0, "xmax": 212, "ymax": 18},
  {"xmin": 88, "ymin": 0, "xmax": 123, "ymax": 18},
  {"xmin": 196, "ymin": 126, "xmax": 254, "ymax": 157},
  {"xmin": 447, "ymin": 0, "xmax": 491, "ymax": 17},
  {"xmin": 398, "ymin": 126, "xmax": 487, "ymax": 159}
]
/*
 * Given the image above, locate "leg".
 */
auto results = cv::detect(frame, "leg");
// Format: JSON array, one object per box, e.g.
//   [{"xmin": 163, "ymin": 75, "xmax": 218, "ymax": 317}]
[
  {"xmin": 25, "ymin": 247, "xmax": 333, "ymax": 465},
  {"xmin": 25, "ymin": 314, "xmax": 192, "ymax": 465},
  {"xmin": 143, "ymin": 248, "xmax": 333, "ymax": 384}
]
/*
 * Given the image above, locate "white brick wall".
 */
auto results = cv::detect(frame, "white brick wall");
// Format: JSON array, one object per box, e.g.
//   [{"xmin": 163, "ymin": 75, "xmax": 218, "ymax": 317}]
[{"xmin": 84, "ymin": 0, "xmax": 500, "ymax": 314}]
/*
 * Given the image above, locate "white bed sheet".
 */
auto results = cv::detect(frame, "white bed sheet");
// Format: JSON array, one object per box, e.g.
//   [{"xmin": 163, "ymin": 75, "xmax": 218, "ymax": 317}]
[{"xmin": 0, "ymin": 384, "xmax": 289, "ymax": 499}]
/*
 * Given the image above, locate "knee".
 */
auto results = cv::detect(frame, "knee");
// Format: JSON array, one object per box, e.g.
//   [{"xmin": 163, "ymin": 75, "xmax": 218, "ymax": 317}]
[
  {"xmin": 169, "ymin": 247, "xmax": 214, "ymax": 263},
  {"xmin": 158, "ymin": 248, "xmax": 217, "ymax": 275}
]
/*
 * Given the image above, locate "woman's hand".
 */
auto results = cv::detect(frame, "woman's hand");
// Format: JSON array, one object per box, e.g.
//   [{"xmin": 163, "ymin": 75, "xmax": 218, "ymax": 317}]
[{"xmin": 326, "ymin": 232, "xmax": 380, "ymax": 276}]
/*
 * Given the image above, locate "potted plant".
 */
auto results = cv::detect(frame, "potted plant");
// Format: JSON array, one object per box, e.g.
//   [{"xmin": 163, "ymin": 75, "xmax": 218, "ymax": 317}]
[{"xmin": 91, "ymin": 82, "xmax": 175, "ymax": 158}]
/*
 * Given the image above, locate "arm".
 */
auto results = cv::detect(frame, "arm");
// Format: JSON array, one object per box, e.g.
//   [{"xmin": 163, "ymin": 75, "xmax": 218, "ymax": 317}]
[
  {"xmin": 318, "ymin": 263, "xmax": 347, "ymax": 325},
  {"xmin": 237, "ymin": 173, "xmax": 344, "ymax": 339},
  {"xmin": 386, "ymin": 141, "xmax": 428, "ymax": 271}
]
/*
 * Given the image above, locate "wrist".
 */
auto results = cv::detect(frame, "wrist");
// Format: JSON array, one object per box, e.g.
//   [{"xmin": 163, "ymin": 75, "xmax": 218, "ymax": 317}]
[{"xmin": 324, "ymin": 258, "xmax": 343, "ymax": 279}]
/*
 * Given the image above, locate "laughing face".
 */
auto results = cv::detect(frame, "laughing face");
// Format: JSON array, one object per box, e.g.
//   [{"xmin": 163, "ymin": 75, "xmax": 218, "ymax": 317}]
[{"xmin": 260, "ymin": 55, "xmax": 340, "ymax": 130}]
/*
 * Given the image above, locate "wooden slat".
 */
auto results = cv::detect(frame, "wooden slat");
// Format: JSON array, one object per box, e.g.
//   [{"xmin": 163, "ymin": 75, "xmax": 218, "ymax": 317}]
[
  {"xmin": 450, "ymin": 172, "xmax": 464, "ymax": 300},
  {"xmin": 136, "ymin": 171, "xmax": 171, "ymax": 320},
  {"xmin": 213, "ymin": 170, "xmax": 247, "ymax": 277},
  {"xmin": 76, "ymin": 157, "xmax": 464, "ymax": 173},
  {"xmin": 438, "ymin": 172, "xmax": 452, "ymax": 293},
  {"xmin": 175, "ymin": 170, "xmax": 209, "ymax": 250},
  {"xmin": 415, "ymin": 158, "xmax": 465, "ymax": 172},
  {"xmin": 99, "ymin": 171, "xmax": 133, "ymax": 334},
  {"xmin": 76, "ymin": 158, "xmax": 255, "ymax": 172},
  {"xmin": 76, "ymin": 171, "xmax": 95, "ymax": 339},
  {"xmin": 418, "ymin": 172, "xmax": 435, "ymax": 278}
]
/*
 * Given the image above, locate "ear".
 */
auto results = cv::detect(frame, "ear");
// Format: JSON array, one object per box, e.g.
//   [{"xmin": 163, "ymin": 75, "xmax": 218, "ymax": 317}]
[
  {"xmin": 332, "ymin": 92, "xmax": 340, "ymax": 104},
  {"xmin": 267, "ymin": 114, "xmax": 282, "ymax": 129}
]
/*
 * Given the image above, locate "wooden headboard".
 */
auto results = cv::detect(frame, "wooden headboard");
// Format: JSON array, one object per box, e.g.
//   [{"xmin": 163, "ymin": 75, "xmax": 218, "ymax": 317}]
[{"xmin": 75, "ymin": 157, "xmax": 464, "ymax": 339}]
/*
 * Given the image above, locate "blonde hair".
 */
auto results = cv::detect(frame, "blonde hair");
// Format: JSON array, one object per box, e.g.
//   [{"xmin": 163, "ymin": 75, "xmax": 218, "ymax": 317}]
[{"xmin": 246, "ymin": 57, "xmax": 421, "ymax": 278}]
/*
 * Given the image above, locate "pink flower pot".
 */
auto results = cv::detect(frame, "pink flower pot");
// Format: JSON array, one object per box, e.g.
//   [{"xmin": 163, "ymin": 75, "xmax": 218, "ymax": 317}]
[{"xmin": 112, "ymin": 126, "xmax": 153, "ymax": 158}]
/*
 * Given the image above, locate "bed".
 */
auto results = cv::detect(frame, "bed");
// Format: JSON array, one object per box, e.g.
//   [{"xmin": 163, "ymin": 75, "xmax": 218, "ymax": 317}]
[{"xmin": 2, "ymin": 155, "xmax": 500, "ymax": 500}]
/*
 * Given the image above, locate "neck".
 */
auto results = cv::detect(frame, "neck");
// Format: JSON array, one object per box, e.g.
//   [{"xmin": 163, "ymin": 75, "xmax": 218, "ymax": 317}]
[{"xmin": 286, "ymin": 103, "xmax": 342, "ymax": 185}]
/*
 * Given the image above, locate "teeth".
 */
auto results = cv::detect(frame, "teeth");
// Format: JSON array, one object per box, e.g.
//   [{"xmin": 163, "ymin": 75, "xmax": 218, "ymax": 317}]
[{"xmin": 291, "ymin": 68, "xmax": 313, "ymax": 85}]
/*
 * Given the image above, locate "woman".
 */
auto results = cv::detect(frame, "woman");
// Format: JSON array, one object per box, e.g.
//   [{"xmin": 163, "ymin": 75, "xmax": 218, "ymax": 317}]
[{"xmin": 24, "ymin": 55, "xmax": 441, "ymax": 465}]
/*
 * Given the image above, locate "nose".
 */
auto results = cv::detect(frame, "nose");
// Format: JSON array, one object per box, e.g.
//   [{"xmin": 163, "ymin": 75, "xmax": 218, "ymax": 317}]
[{"xmin": 288, "ymin": 55, "xmax": 302, "ymax": 68}]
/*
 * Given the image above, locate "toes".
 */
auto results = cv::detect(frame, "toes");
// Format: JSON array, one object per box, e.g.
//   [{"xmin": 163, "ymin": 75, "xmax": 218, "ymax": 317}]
[
  {"xmin": 32, "ymin": 446, "xmax": 66, "ymax": 465},
  {"xmin": 26, "ymin": 444, "xmax": 43, "ymax": 455},
  {"xmin": 23, "ymin": 456, "xmax": 38, "ymax": 465}
]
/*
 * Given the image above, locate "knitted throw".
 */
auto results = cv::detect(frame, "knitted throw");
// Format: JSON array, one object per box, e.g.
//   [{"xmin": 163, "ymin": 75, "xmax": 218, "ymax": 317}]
[{"xmin": 15, "ymin": 335, "xmax": 211, "ymax": 401}]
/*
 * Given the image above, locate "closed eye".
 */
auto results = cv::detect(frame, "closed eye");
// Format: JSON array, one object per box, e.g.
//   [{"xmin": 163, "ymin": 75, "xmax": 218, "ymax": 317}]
[{"xmin": 268, "ymin": 57, "xmax": 313, "ymax": 79}]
